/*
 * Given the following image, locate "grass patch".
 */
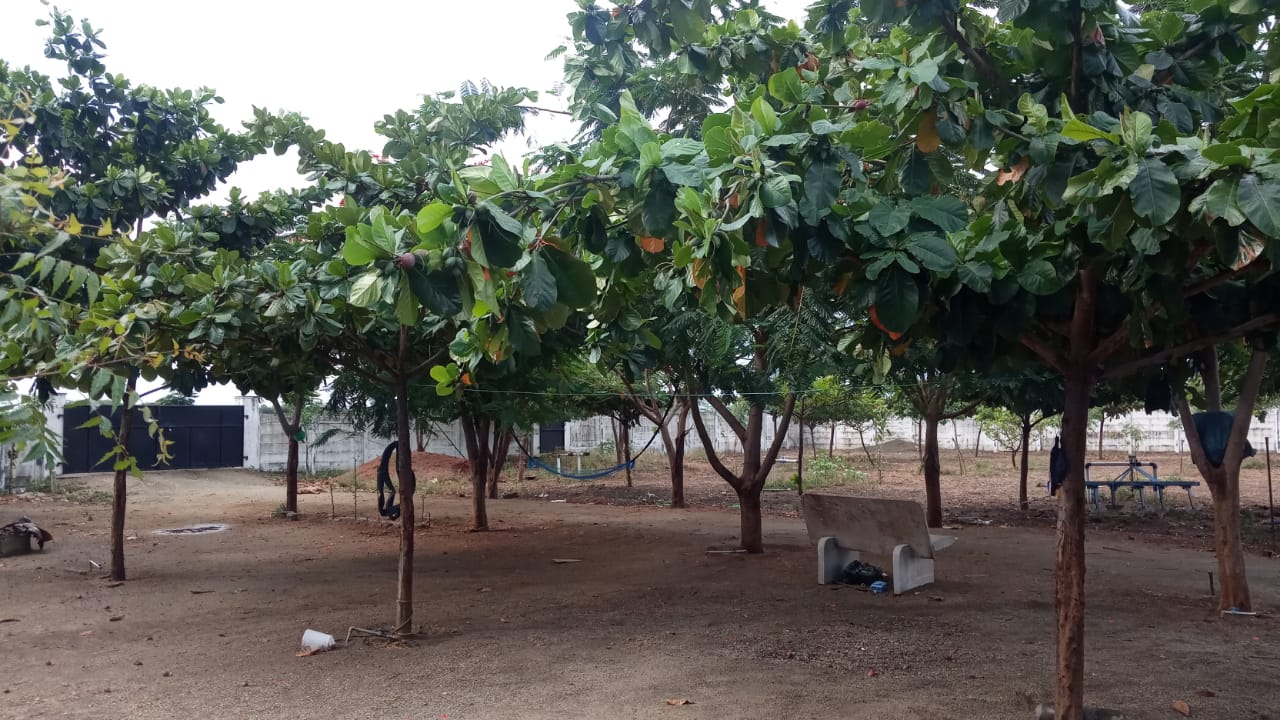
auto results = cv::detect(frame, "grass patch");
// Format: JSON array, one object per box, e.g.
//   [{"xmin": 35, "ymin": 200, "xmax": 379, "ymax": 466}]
[
  {"xmin": 1242, "ymin": 458, "xmax": 1266, "ymax": 471},
  {"xmin": 766, "ymin": 455, "xmax": 868, "ymax": 490}
]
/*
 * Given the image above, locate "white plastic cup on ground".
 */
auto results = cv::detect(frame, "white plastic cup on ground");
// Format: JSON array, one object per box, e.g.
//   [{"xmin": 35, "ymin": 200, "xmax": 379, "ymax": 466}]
[{"xmin": 300, "ymin": 629, "xmax": 336, "ymax": 652}]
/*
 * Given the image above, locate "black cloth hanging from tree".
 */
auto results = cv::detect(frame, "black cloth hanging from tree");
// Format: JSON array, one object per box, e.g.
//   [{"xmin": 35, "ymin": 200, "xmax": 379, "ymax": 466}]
[
  {"xmin": 376, "ymin": 441, "xmax": 403, "ymax": 520},
  {"xmin": 1048, "ymin": 437, "xmax": 1068, "ymax": 496},
  {"xmin": 1191, "ymin": 411, "xmax": 1257, "ymax": 468}
]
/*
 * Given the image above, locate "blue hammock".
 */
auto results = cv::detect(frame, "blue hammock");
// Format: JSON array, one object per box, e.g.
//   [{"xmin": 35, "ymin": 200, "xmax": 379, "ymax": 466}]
[{"xmin": 526, "ymin": 457, "xmax": 635, "ymax": 480}]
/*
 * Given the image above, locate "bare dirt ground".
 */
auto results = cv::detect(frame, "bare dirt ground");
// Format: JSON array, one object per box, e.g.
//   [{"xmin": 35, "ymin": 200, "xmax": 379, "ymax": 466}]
[{"xmin": 2, "ymin": 456, "xmax": 1279, "ymax": 720}]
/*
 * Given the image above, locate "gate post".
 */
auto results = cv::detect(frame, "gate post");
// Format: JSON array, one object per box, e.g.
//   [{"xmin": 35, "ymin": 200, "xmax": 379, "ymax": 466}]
[{"xmin": 239, "ymin": 395, "xmax": 261, "ymax": 470}]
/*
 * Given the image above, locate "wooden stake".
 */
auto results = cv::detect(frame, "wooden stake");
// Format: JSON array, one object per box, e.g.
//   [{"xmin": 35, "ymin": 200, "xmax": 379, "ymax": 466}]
[
  {"xmin": 353, "ymin": 456, "xmax": 358, "ymax": 520},
  {"xmin": 1266, "ymin": 437, "xmax": 1274, "ymax": 550},
  {"xmin": 329, "ymin": 480, "xmax": 335, "ymax": 520}
]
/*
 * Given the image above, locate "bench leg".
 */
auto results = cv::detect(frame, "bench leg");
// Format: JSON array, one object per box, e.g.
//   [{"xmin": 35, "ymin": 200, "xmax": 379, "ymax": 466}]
[
  {"xmin": 1136, "ymin": 486, "xmax": 1146, "ymax": 510},
  {"xmin": 1186, "ymin": 487, "xmax": 1196, "ymax": 511},
  {"xmin": 816, "ymin": 536, "xmax": 859, "ymax": 585},
  {"xmin": 892, "ymin": 543, "xmax": 935, "ymax": 595}
]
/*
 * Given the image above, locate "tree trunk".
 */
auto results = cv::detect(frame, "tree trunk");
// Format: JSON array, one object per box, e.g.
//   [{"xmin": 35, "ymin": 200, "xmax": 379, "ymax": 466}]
[
  {"xmin": 1055, "ymin": 369, "xmax": 1092, "ymax": 720},
  {"xmin": 857, "ymin": 427, "xmax": 874, "ymax": 465},
  {"xmin": 1176, "ymin": 348, "xmax": 1268, "ymax": 612},
  {"xmin": 1210, "ymin": 477, "xmax": 1250, "ymax": 610},
  {"xmin": 1097, "ymin": 415, "xmax": 1106, "ymax": 459},
  {"xmin": 1019, "ymin": 415, "xmax": 1032, "ymax": 511},
  {"xmin": 974, "ymin": 427, "xmax": 983, "ymax": 457},
  {"xmin": 622, "ymin": 422, "xmax": 633, "ymax": 487},
  {"xmin": 915, "ymin": 419, "xmax": 923, "ymax": 460},
  {"xmin": 797, "ymin": 416, "xmax": 805, "ymax": 496},
  {"xmin": 285, "ymin": 437, "xmax": 300, "ymax": 513},
  {"xmin": 661, "ymin": 405, "xmax": 689, "ymax": 508},
  {"xmin": 487, "ymin": 427, "xmax": 513, "ymax": 499},
  {"xmin": 923, "ymin": 412, "xmax": 943, "ymax": 528},
  {"xmin": 829, "ymin": 424, "xmax": 837, "ymax": 457},
  {"xmin": 109, "ymin": 374, "xmax": 137, "ymax": 582},
  {"xmin": 393, "ymin": 367, "xmax": 416, "ymax": 635},
  {"xmin": 737, "ymin": 485, "xmax": 764, "ymax": 553},
  {"xmin": 461, "ymin": 413, "xmax": 490, "ymax": 531}
]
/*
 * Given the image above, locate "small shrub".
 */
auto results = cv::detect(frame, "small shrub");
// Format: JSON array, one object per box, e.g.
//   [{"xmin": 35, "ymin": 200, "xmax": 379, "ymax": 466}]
[{"xmin": 1242, "ymin": 458, "xmax": 1266, "ymax": 471}]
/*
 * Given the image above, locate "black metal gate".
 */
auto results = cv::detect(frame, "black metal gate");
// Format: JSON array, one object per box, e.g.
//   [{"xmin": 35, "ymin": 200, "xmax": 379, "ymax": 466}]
[
  {"xmin": 538, "ymin": 422, "xmax": 566, "ymax": 453},
  {"xmin": 61, "ymin": 405, "xmax": 244, "ymax": 474}
]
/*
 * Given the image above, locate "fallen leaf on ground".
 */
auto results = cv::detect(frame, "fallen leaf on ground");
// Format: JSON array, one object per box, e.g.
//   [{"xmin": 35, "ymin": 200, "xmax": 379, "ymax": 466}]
[
  {"xmin": 552, "ymin": 558, "xmax": 582, "ymax": 564},
  {"xmin": 1195, "ymin": 689, "xmax": 1215, "ymax": 698},
  {"xmin": 295, "ymin": 648, "xmax": 326, "ymax": 657},
  {"xmin": 665, "ymin": 698, "xmax": 693, "ymax": 706},
  {"xmin": 79, "ymin": 630, "xmax": 93, "ymax": 636},
  {"xmin": 189, "ymin": 589, "xmax": 214, "ymax": 594},
  {"xmin": 105, "ymin": 582, "xmax": 123, "ymax": 588},
  {"xmin": 1172, "ymin": 700, "xmax": 1191, "ymax": 716},
  {"xmin": 109, "ymin": 615, "xmax": 123, "ymax": 622},
  {"xmin": 0, "ymin": 618, "xmax": 19, "ymax": 623},
  {"xmin": 866, "ymin": 669, "xmax": 879, "ymax": 677}
]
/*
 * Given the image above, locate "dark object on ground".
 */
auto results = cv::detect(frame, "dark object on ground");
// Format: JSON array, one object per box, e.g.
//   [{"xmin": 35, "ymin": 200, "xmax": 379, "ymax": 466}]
[
  {"xmin": 1, "ymin": 517, "xmax": 53, "ymax": 556},
  {"xmin": 839, "ymin": 560, "xmax": 884, "ymax": 586},
  {"xmin": 377, "ymin": 442, "xmax": 402, "ymax": 521}
]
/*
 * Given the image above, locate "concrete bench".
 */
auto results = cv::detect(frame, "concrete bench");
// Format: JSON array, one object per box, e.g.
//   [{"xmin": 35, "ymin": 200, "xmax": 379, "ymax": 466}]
[{"xmin": 800, "ymin": 494, "xmax": 955, "ymax": 595}]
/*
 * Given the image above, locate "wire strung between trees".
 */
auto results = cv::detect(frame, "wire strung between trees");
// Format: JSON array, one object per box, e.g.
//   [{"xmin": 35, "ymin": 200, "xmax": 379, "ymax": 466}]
[{"xmin": 508, "ymin": 395, "xmax": 676, "ymax": 481}]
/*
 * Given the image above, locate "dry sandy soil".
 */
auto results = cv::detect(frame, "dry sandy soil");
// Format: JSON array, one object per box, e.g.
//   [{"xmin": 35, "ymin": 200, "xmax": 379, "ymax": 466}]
[{"xmin": 2, "ymin": 454, "xmax": 1279, "ymax": 720}]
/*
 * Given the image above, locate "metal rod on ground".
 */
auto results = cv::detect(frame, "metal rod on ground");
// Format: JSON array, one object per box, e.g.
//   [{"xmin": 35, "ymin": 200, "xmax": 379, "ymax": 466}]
[
  {"xmin": 1266, "ymin": 437, "xmax": 1274, "ymax": 549},
  {"xmin": 329, "ymin": 480, "xmax": 335, "ymax": 519},
  {"xmin": 353, "ymin": 455, "xmax": 358, "ymax": 520}
]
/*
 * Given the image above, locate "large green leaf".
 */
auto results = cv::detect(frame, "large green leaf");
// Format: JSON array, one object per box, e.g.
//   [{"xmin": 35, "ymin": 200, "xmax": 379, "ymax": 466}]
[
  {"xmin": 874, "ymin": 269, "xmax": 918, "ymax": 333},
  {"xmin": 906, "ymin": 233, "xmax": 958, "ymax": 273},
  {"xmin": 751, "ymin": 96, "xmax": 778, "ymax": 132},
  {"xmin": 395, "ymin": 282, "xmax": 418, "ymax": 326},
  {"xmin": 668, "ymin": 0, "xmax": 705, "ymax": 44},
  {"xmin": 661, "ymin": 138, "xmax": 703, "ymax": 162},
  {"xmin": 996, "ymin": 0, "xmax": 1029, "ymax": 21},
  {"xmin": 1130, "ymin": 158, "xmax": 1180, "ymax": 226},
  {"xmin": 490, "ymin": 155, "xmax": 520, "ymax": 192},
  {"xmin": 767, "ymin": 69, "xmax": 807, "ymax": 104},
  {"xmin": 643, "ymin": 178, "xmax": 677, "ymax": 235},
  {"xmin": 802, "ymin": 158, "xmax": 840, "ymax": 223},
  {"xmin": 544, "ymin": 247, "xmax": 597, "ymax": 309},
  {"xmin": 349, "ymin": 272, "xmax": 383, "ymax": 308},
  {"xmin": 703, "ymin": 126, "xmax": 734, "ymax": 163},
  {"xmin": 416, "ymin": 203, "xmax": 452, "ymax": 235},
  {"xmin": 760, "ymin": 175, "xmax": 793, "ymax": 208},
  {"xmin": 406, "ymin": 267, "xmax": 462, "ymax": 317},
  {"xmin": 1237, "ymin": 173, "xmax": 1280, "ymax": 237},
  {"xmin": 522, "ymin": 254, "xmax": 558, "ymax": 311},
  {"xmin": 1017, "ymin": 259, "xmax": 1062, "ymax": 295},
  {"xmin": 868, "ymin": 201, "xmax": 910, "ymax": 236},
  {"xmin": 473, "ymin": 203, "xmax": 525, "ymax": 268},
  {"xmin": 1062, "ymin": 117, "xmax": 1119, "ymax": 144},
  {"xmin": 662, "ymin": 163, "xmax": 703, "ymax": 188},
  {"xmin": 909, "ymin": 196, "xmax": 968, "ymax": 233},
  {"xmin": 341, "ymin": 229, "xmax": 380, "ymax": 266}
]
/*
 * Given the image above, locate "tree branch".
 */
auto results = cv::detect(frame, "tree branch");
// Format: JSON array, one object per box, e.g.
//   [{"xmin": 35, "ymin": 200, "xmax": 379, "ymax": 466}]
[
  {"xmin": 1223, "ymin": 349, "xmax": 1269, "ymax": 471},
  {"xmin": 1088, "ymin": 323, "xmax": 1131, "ymax": 367},
  {"xmin": 689, "ymin": 399, "xmax": 741, "ymax": 489},
  {"xmin": 1174, "ymin": 392, "xmax": 1215, "ymax": 484},
  {"xmin": 758, "ymin": 393, "xmax": 797, "ymax": 485},
  {"xmin": 1183, "ymin": 256, "xmax": 1271, "ymax": 298},
  {"xmin": 1019, "ymin": 333, "xmax": 1068, "ymax": 375},
  {"xmin": 703, "ymin": 392, "xmax": 747, "ymax": 444},
  {"xmin": 941, "ymin": 398, "xmax": 983, "ymax": 421},
  {"xmin": 1101, "ymin": 314, "xmax": 1280, "ymax": 380},
  {"xmin": 941, "ymin": 10, "xmax": 1000, "ymax": 88}
]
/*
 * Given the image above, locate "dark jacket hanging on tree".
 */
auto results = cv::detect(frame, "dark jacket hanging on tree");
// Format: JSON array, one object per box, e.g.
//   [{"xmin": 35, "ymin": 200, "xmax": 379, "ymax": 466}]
[{"xmin": 1192, "ymin": 412, "xmax": 1257, "ymax": 468}]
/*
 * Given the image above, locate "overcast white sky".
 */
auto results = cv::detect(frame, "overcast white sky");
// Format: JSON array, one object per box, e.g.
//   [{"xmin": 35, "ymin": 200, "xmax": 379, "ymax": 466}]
[{"xmin": 1, "ymin": 0, "xmax": 807, "ymax": 404}]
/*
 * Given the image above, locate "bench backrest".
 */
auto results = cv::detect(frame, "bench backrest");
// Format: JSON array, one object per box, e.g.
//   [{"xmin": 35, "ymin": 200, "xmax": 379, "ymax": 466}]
[{"xmin": 801, "ymin": 494, "xmax": 934, "ymax": 558}]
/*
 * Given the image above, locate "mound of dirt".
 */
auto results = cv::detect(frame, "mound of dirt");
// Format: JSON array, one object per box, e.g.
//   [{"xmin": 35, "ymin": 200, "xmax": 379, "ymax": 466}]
[{"xmin": 349, "ymin": 450, "xmax": 470, "ymax": 482}]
